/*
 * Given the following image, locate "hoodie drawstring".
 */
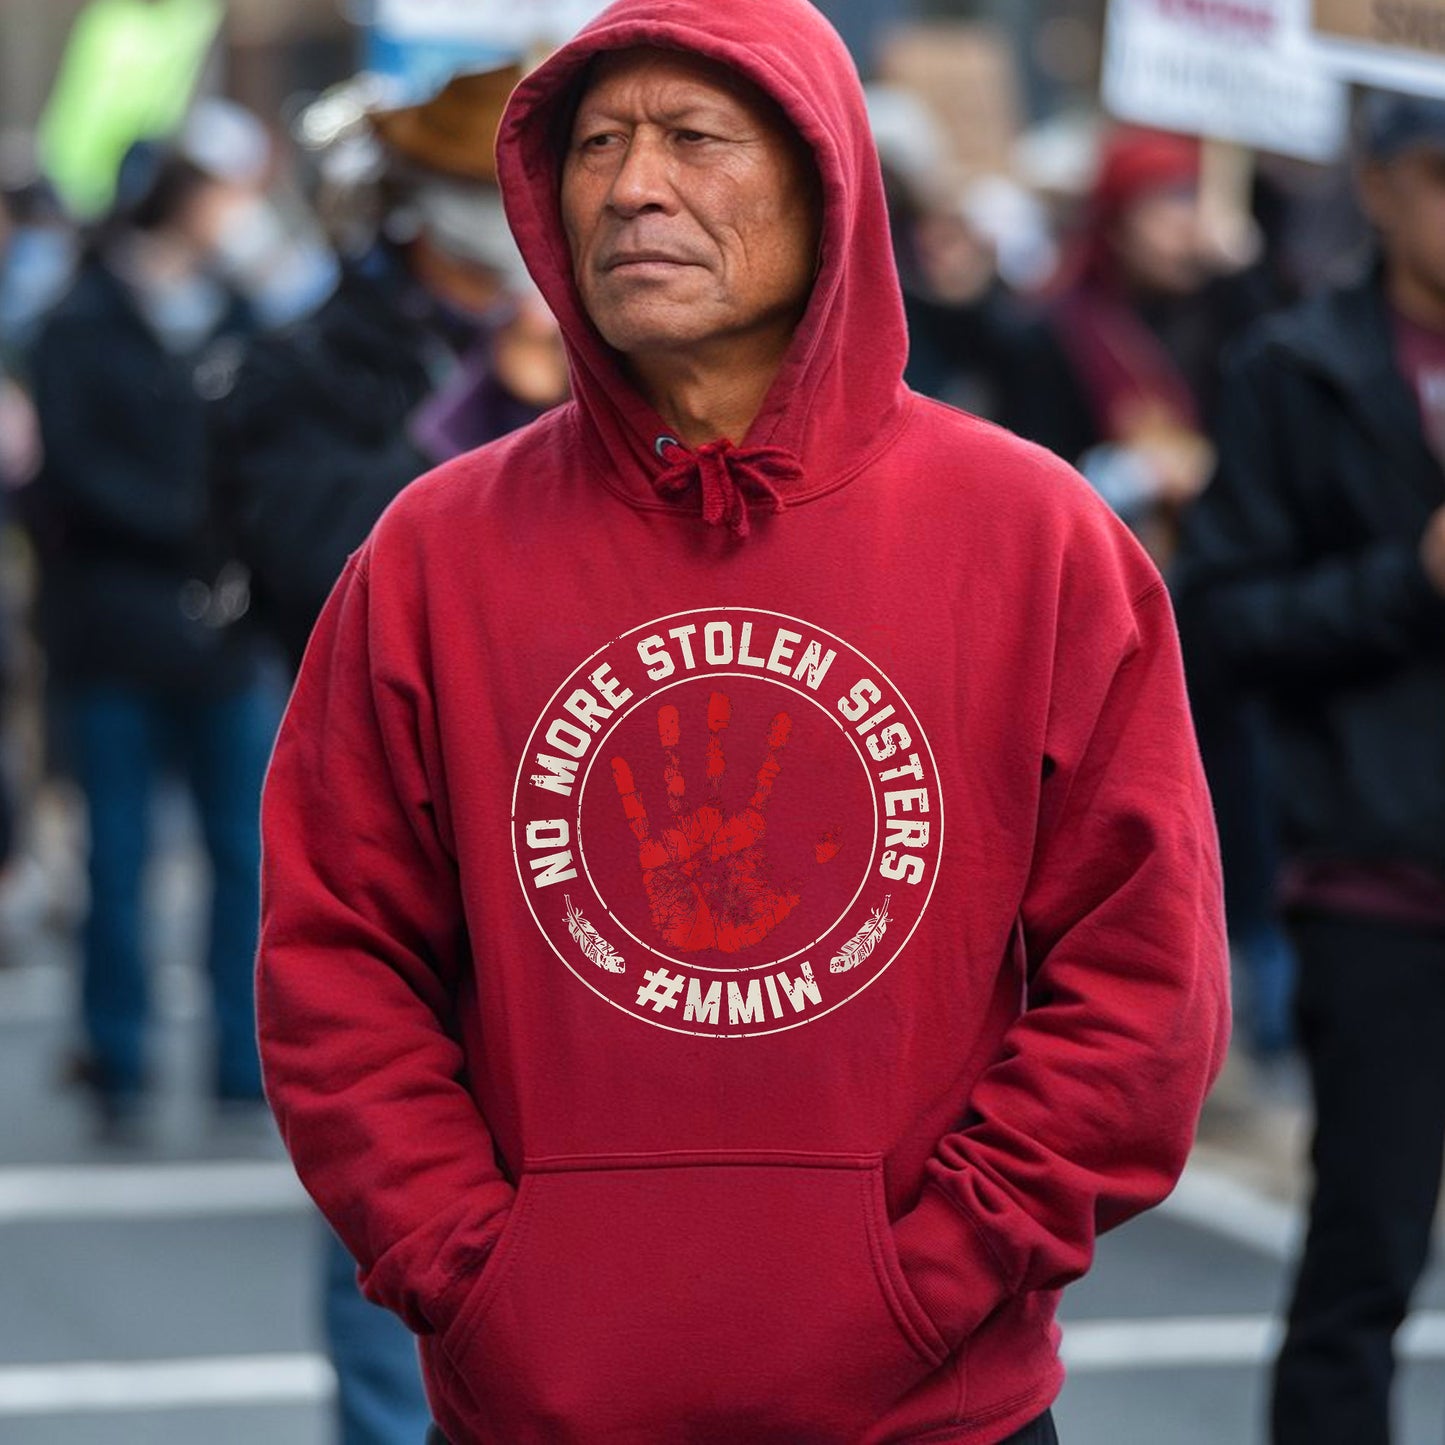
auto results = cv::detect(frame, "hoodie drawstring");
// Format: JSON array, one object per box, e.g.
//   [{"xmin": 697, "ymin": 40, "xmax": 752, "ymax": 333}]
[{"xmin": 652, "ymin": 438, "xmax": 801, "ymax": 538}]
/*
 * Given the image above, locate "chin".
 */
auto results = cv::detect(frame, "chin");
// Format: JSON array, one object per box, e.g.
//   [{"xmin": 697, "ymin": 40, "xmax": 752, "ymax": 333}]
[{"xmin": 594, "ymin": 308, "xmax": 715, "ymax": 357}]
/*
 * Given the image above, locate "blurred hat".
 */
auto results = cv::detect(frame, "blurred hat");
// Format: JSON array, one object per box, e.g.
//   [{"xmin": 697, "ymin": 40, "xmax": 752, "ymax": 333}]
[
  {"xmin": 180, "ymin": 98, "xmax": 272, "ymax": 187},
  {"xmin": 1091, "ymin": 127, "xmax": 1200, "ymax": 222},
  {"xmin": 370, "ymin": 65, "xmax": 523, "ymax": 184},
  {"xmin": 1359, "ymin": 90, "xmax": 1445, "ymax": 161}
]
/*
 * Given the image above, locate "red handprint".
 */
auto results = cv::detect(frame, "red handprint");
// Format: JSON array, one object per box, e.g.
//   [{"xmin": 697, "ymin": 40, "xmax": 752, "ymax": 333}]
[{"xmin": 611, "ymin": 692, "xmax": 808, "ymax": 954}]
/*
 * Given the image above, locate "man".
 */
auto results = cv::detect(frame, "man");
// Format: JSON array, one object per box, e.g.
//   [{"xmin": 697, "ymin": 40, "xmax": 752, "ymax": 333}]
[
  {"xmin": 258, "ymin": 3, "xmax": 1230, "ymax": 1442},
  {"xmin": 1178, "ymin": 92, "xmax": 1445, "ymax": 1445}
]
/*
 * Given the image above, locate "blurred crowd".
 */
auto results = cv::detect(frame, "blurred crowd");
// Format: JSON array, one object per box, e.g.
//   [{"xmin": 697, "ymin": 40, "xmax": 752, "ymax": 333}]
[
  {"xmin": 0, "ymin": 6, "xmax": 1379, "ymax": 1085},
  {"xmin": 0, "ymin": 1, "xmax": 1442, "ymax": 1443},
  {"xmin": 1, "ymin": 18, "xmax": 574, "ymax": 1439}
]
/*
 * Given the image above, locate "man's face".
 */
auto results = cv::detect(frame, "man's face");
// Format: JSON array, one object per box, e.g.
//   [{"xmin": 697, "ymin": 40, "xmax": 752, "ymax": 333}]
[
  {"xmin": 1362, "ymin": 146, "xmax": 1445, "ymax": 304},
  {"xmin": 560, "ymin": 47, "xmax": 820, "ymax": 366},
  {"xmin": 1109, "ymin": 184, "xmax": 1204, "ymax": 297}
]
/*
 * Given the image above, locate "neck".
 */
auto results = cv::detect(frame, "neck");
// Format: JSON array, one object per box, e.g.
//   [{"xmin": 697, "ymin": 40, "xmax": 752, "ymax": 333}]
[
  {"xmin": 628, "ymin": 334, "xmax": 790, "ymax": 448},
  {"xmin": 1387, "ymin": 260, "xmax": 1445, "ymax": 335}
]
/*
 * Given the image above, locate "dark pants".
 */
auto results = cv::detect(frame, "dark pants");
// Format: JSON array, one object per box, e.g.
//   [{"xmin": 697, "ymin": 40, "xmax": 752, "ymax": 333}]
[
  {"xmin": 1272, "ymin": 911, "xmax": 1445, "ymax": 1444},
  {"xmin": 427, "ymin": 1407, "xmax": 1057, "ymax": 1444}
]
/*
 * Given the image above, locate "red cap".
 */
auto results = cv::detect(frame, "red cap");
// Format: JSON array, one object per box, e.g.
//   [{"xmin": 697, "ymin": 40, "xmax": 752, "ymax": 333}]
[{"xmin": 1092, "ymin": 127, "xmax": 1201, "ymax": 223}]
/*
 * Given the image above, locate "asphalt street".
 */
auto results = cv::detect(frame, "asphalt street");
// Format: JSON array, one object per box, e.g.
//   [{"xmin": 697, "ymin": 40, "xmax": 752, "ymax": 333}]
[{"xmin": 3, "ymin": 788, "xmax": 1444, "ymax": 1445}]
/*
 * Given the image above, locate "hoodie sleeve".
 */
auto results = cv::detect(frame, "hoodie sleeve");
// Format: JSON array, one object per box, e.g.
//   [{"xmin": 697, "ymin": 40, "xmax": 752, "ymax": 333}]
[
  {"xmin": 257, "ymin": 547, "xmax": 514, "ymax": 1336},
  {"xmin": 893, "ymin": 579, "xmax": 1230, "ymax": 1350}
]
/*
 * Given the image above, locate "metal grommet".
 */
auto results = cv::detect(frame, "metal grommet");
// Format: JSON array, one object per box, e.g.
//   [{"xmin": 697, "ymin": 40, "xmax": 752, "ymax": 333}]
[{"xmin": 654, "ymin": 434, "xmax": 682, "ymax": 458}]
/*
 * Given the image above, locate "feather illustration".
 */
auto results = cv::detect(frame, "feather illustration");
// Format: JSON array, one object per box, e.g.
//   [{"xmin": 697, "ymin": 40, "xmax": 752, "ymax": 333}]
[
  {"xmin": 564, "ymin": 896, "xmax": 626, "ymax": 974},
  {"xmin": 830, "ymin": 896, "xmax": 892, "ymax": 974}
]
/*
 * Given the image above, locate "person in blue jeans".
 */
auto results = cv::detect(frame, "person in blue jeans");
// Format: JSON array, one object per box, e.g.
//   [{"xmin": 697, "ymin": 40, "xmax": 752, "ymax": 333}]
[
  {"xmin": 66, "ymin": 680, "xmax": 278, "ymax": 1113},
  {"xmin": 27, "ymin": 139, "xmax": 279, "ymax": 1132}
]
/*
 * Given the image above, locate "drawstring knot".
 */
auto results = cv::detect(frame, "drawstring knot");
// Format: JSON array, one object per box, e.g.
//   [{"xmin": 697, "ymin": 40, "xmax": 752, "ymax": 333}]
[{"xmin": 652, "ymin": 438, "xmax": 801, "ymax": 539}]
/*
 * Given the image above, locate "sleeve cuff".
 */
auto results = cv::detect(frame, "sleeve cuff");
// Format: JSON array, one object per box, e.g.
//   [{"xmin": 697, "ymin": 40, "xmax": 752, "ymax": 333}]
[
  {"xmin": 362, "ymin": 1193, "xmax": 514, "ymax": 1337},
  {"xmin": 891, "ymin": 1182, "xmax": 1014, "ymax": 1351},
  {"xmin": 421, "ymin": 1251, "xmax": 486, "ymax": 1338}
]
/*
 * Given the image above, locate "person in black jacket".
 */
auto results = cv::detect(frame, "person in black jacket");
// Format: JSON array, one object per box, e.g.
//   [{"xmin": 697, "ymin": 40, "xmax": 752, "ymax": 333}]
[
  {"xmin": 209, "ymin": 64, "xmax": 568, "ymax": 673},
  {"xmin": 208, "ymin": 246, "xmax": 456, "ymax": 666},
  {"xmin": 29, "ymin": 143, "xmax": 281, "ymax": 1136},
  {"xmin": 1177, "ymin": 92, "xmax": 1445, "ymax": 1445}
]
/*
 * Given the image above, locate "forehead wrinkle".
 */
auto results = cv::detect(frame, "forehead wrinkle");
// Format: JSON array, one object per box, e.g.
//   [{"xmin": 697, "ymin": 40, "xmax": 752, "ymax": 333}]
[
  {"xmin": 573, "ymin": 48, "xmax": 796, "ymax": 135},
  {"xmin": 574, "ymin": 96, "xmax": 753, "ymax": 132},
  {"xmin": 573, "ymin": 78, "xmax": 759, "ymax": 127}
]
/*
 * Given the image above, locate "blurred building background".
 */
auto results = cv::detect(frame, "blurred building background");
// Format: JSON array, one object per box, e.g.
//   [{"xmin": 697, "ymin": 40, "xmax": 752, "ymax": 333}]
[
  {"xmin": 1, "ymin": 0, "xmax": 351, "ymax": 130},
  {"xmin": 0, "ymin": 0, "xmax": 1108, "ymax": 146}
]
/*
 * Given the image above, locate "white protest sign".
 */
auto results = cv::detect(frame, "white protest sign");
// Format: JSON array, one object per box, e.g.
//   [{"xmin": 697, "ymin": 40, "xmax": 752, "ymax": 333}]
[
  {"xmin": 1103, "ymin": 0, "xmax": 1349, "ymax": 161},
  {"xmin": 1310, "ymin": 0, "xmax": 1445, "ymax": 98},
  {"xmin": 375, "ymin": 0, "xmax": 610, "ymax": 47}
]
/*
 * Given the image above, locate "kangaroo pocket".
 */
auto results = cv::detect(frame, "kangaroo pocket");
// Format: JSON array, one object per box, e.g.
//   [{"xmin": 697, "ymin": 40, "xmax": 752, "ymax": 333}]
[{"xmin": 440, "ymin": 1150, "xmax": 949, "ymax": 1444}]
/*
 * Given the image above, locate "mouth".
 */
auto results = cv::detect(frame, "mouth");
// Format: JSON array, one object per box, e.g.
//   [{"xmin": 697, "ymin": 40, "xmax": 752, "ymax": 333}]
[{"xmin": 603, "ymin": 252, "xmax": 698, "ymax": 272}]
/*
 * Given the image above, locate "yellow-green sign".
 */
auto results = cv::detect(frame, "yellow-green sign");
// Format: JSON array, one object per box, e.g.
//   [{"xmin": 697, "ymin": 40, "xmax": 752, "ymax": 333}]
[{"xmin": 38, "ymin": 0, "xmax": 224, "ymax": 219}]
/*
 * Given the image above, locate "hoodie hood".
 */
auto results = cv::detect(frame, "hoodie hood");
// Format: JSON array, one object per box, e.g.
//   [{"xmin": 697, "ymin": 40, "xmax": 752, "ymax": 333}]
[{"xmin": 495, "ymin": 0, "xmax": 910, "ymax": 525}]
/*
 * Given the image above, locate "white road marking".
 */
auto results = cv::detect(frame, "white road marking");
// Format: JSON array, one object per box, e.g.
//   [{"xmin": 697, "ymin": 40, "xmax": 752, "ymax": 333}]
[
  {"xmin": 0, "ymin": 1162, "xmax": 307, "ymax": 1223},
  {"xmin": 0, "ymin": 1155, "xmax": 1300, "ymax": 1236},
  {"xmin": 0, "ymin": 959, "xmax": 202, "ymax": 1025},
  {"xmin": 1063, "ymin": 1314, "xmax": 1282, "ymax": 1371},
  {"xmin": 0, "ymin": 1154, "xmax": 1305, "ymax": 1246},
  {"xmin": 1156, "ymin": 1157, "xmax": 1301, "ymax": 1260},
  {"xmin": 0, "ymin": 1355, "xmax": 335, "ymax": 1415},
  {"xmin": 1063, "ymin": 1311, "xmax": 1445, "ymax": 1372},
  {"xmin": 6, "ymin": 1313, "xmax": 1445, "ymax": 1415}
]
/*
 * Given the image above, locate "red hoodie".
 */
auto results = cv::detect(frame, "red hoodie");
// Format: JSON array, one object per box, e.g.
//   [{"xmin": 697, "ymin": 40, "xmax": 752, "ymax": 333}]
[{"xmin": 257, "ymin": 2, "xmax": 1231, "ymax": 1441}]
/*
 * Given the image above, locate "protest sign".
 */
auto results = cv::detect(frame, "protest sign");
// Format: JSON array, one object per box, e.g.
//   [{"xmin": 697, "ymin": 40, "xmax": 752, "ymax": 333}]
[
  {"xmin": 1103, "ymin": 0, "xmax": 1349, "ymax": 161},
  {"xmin": 374, "ymin": 0, "xmax": 609, "ymax": 48},
  {"xmin": 1310, "ymin": 0, "xmax": 1445, "ymax": 97},
  {"xmin": 369, "ymin": 0, "xmax": 609, "ymax": 98}
]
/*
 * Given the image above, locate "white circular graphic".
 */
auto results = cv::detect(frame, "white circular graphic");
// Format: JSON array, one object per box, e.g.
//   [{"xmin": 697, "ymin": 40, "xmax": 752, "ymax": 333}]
[{"xmin": 511, "ymin": 608, "xmax": 943, "ymax": 1036}]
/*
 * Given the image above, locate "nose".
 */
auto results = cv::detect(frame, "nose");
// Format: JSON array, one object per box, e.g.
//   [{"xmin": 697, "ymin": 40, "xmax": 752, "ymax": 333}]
[{"xmin": 606, "ymin": 129, "xmax": 676, "ymax": 218}]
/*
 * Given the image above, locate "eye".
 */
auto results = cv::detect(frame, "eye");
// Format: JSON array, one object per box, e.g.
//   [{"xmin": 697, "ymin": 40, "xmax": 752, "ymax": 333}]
[
  {"xmin": 674, "ymin": 130, "xmax": 712, "ymax": 145},
  {"xmin": 577, "ymin": 131, "xmax": 620, "ymax": 153}
]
